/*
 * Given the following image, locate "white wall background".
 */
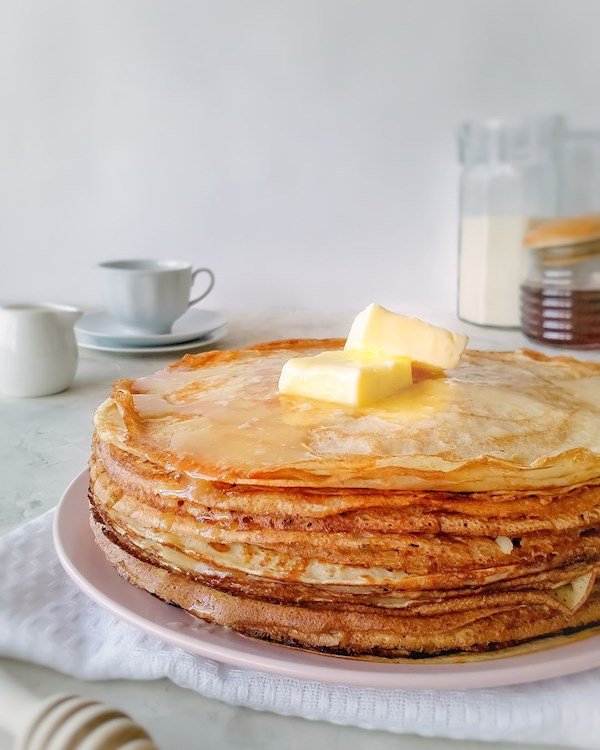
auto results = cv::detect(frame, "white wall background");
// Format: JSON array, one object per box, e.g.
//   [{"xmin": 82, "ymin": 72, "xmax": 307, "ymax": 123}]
[{"xmin": 1, "ymin": 0, "xmax": 600, "ymax": 312}]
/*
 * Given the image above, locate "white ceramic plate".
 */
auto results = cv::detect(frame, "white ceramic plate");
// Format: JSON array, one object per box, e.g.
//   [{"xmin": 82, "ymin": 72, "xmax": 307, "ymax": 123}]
[
  {"xmin": 76, "ymin": 326, "xmax": 227, "ymax": 354},
  {"xmin": 75, "ymin": 309, "xmax": 227, "ymax": 346},
  {"xmin": 54, "ymin": 470, "xmax": 600, "ymax": 689}
]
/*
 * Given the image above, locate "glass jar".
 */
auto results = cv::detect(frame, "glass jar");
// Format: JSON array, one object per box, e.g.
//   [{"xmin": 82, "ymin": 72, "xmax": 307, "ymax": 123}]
[
  {"xmin": 559, "ymin": 131, "xmax": 600, "ymax": 216},
  {"xmin": 520, "ymin": 131, "xmax": 600, "ymax": 349},
  {"xmin": 457, "ymin": 115, "xmax": 563, "ymax": 328},
  {"xmin": 520, "ymin": 215, "xmax": 600, "ymax": 348}
]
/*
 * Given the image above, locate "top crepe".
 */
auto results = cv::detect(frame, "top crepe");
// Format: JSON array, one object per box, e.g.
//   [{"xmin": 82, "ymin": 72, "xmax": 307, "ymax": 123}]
[{"xmin": 93, "ymin": 339, "xmax": 600, "ymax": 492}]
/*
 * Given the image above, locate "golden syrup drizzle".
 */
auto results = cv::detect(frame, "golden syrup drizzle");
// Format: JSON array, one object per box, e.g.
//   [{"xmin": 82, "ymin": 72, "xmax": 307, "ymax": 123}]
[{"xmin": 127, "ymin": 347, "xmax": 600, "ymax": 475}]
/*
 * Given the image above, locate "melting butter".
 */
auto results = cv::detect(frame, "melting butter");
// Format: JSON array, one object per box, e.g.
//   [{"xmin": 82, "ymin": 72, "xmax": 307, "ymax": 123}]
[
  {"xmin": 346, "ymin": 304, "xmax": 468, "ymax": 370},
  {"xmin": 276, "ymin": 305, "xmax": 468, "ymax": 409},
  {"xmin": 278, "ymin": 350, "xmax": 413, "ymax": 407}
]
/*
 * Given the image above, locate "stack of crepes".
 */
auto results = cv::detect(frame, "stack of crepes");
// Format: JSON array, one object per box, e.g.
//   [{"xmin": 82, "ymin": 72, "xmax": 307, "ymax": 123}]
[{"xmin": 89, "ymin": 340, "xmax": 600, "ymax": 659}]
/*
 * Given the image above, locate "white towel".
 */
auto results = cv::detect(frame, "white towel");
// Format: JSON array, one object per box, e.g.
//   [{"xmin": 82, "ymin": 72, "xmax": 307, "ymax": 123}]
[{"xmin": 1, "ymin": 511, "xmax": 599, "ymax": 749}]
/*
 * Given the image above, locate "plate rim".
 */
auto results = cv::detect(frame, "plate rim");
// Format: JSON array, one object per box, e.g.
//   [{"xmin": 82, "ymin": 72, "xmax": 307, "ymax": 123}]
[{"xmin": 53, "ymin": 469, "xmax": 600, "ymax": 690}]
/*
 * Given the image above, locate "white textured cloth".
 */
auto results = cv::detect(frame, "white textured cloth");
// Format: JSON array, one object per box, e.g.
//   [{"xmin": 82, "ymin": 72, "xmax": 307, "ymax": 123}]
[{"xmin": 1, "ymin": 512, "xmax": 599, "ymax": 749}]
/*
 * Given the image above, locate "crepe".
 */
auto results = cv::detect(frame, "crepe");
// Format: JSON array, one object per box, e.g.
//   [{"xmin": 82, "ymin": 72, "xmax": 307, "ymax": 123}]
[{"xmin": 89, "ymin": 339, "xmax": 600, "ymax": 658}]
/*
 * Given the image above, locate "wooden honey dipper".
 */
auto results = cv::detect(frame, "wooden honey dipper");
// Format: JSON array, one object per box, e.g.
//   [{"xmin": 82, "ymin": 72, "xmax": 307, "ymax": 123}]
[{"xmin": 0, "ymin": 667, "xmax": 158, "ymax": 749}]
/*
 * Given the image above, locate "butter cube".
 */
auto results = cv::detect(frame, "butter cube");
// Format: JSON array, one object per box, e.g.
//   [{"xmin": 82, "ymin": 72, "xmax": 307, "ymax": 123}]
[
  {"xmin": 278, "ymin": 350, "xmax": 413, "ymax": 407},
  {"xmin": 345, "ymin": 304, "xmax": 468, "ymax": 370}
]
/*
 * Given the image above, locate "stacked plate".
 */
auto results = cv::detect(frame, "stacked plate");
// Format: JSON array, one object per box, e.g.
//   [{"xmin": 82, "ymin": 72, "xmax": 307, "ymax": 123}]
[{"xmin": 75, "ymin": 309, "xmax": 227, "ymax": 354}]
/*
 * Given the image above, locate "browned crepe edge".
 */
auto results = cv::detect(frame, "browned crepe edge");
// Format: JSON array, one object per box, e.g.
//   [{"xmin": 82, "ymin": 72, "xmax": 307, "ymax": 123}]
[{"xmin": 90, "ymin": 506, "xmax": 600, "ymax": 662}]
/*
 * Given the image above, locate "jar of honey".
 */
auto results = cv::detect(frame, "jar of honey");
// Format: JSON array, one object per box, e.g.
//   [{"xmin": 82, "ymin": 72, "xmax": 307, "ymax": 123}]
[{"xmin": 520, "ymin": 214, "xmax": 600, "ymax": 348}]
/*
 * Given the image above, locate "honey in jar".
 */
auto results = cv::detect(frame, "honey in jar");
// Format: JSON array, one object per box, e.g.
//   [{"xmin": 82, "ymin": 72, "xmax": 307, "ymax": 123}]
[{"xmin": 520, "ymin": 214, "xmax": 600, "ymax": 349}]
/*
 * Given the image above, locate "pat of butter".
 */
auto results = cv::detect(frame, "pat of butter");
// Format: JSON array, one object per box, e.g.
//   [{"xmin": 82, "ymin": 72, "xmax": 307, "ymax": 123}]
[
  {"xmin": 278, "ymin": 350, "xmax": 413, "ymax": 406},
  {"xmin": 345, "ymin": 304, "xmax": 468, "ymax": 370}
]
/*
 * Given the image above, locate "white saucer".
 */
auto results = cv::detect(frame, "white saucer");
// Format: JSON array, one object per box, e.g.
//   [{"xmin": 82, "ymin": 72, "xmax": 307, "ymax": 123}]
[
  {"xmin": 76, "ymin": 326, "xmax": 227, "ymax": 354},
  {"xmin": 75, "ymin": 309, "xmax": 227, "ymax": 346}
]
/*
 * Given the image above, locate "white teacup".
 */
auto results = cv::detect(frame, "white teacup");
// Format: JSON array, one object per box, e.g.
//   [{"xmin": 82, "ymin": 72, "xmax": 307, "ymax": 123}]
[{"xmin": 99, "ymin": 260, "xmax": 215, "ymax": 334}]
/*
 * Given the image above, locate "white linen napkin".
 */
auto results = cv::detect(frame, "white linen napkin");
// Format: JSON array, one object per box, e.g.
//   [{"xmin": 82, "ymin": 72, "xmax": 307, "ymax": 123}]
[{"xmin": 1, "ymin": 511, "xmax": 599, "ymax": 749}]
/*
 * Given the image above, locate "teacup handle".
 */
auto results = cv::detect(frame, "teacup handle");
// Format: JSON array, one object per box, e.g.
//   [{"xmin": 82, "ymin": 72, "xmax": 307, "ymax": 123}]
[{"xmin": 189, "ymin": 268, "xmax": 215, "ymax": 307}]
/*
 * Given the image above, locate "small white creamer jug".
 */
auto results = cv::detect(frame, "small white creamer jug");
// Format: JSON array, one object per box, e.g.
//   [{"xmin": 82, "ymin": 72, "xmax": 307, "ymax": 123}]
[{"xmin": 0, "ymin": 303, "xmax": 82, "ymax": 397}]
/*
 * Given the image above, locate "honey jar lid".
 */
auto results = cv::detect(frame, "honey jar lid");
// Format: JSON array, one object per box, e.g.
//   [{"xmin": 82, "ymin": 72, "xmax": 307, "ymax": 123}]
[
  {"xmin": 524, "ymin": 213, "xmax": 600, "ymax": 249},
  {"xmin": 524, "ymin": 214, "xmax": 600, "ymax": 266}
]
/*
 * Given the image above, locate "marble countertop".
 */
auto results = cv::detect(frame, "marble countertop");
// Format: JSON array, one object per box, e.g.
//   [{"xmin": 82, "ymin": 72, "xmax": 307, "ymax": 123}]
[{"xmin": 1, "ymin": 308, "xmax": 596, "ymax": 750}]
